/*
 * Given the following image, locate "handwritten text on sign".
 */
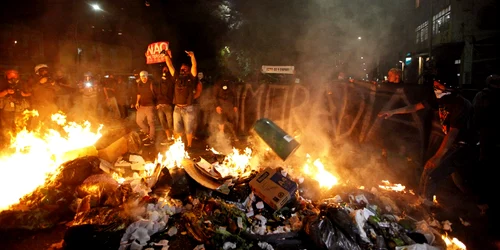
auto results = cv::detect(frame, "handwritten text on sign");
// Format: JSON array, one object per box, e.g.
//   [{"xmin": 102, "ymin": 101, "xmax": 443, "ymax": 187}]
[
  {"xmin": 146, "ymin": 41, "xmax": 169, "ymax": 64},
  {"xmin": 261, "ymin": 65, "xmax": 295, "ymax": 74}
]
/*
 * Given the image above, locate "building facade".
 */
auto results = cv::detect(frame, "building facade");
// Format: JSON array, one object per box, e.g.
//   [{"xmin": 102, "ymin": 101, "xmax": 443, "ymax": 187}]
[{"xmin": 403, "ymin": 0, "xmax": 500, "ymax": 87}]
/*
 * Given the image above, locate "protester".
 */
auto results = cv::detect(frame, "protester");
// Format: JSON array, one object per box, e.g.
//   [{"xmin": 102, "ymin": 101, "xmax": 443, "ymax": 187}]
[
  {"xmin": 115, "ymin": 76, "xmax": 130, "ymax": 119},
  {"xmin": 213, "ymin": 75, "xmax": 239, "ymax": 141},
  {"xmin": 153, "ymin": 66, "xmax": 175, "ymax": 145},
  {"xmin": 79, "ymin": 72, "xmax": 98, "ymax": 119},
  {"xmin": 30, "ymin": 64, "xmax": 59, "ymax": 124},
  {"xmin": 135, "ymin": 70, "xmax": 156, "ymax": 146},
  {"xmin": 103, "ymin": 73, "xmax": 121, "ymax": 120},
  {"xmin": 387, "ymin": 68, "xmax": 403, "ymax": 84},
  {"xmin": 163, "ymin": 49, "xmax": 198, "ymax": 149},
  {"xmin": 54, "ymin": 69, "xmax": 73, "ymax": 114},
  {"xmin": 378, "ymin": 80, "xmax": 474, "ymax": 206},
  {"xmin": 0, "ymin": 69, "xmax": 31, "ymax": 143}
]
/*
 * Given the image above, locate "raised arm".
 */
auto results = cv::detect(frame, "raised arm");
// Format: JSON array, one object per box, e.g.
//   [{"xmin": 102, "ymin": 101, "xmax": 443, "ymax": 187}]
[
  {"xmin": 164, "ymin": 50, "xmax": 175, "ymax": 77},
  {"xmin": 185, "ymin": 51, "xmax": 197, "ymax": 77}
]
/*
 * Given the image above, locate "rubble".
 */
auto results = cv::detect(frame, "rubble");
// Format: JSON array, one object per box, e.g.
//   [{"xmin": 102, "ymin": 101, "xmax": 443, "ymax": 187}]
[{"xmin": 0, "ymin": 138, "xmax": 472, "ymax": 250}]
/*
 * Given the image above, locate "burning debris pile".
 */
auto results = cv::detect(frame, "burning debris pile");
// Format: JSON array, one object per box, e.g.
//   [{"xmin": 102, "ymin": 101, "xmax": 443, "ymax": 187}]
[{"xmin": 0, "ymin": 116, "xmax": 468, "ymax": 250}]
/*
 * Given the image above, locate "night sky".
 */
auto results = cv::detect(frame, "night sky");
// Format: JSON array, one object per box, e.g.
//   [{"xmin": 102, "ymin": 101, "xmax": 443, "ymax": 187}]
[{"xmin": 1, "ymin": 0, "xmax": 407, "ymax": 80}]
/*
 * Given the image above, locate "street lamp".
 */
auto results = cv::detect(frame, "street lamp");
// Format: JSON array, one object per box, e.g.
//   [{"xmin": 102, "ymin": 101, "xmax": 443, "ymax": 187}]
[{"xmin": 91, "ymin": 4, "xmax": 102, "ymax": 11}]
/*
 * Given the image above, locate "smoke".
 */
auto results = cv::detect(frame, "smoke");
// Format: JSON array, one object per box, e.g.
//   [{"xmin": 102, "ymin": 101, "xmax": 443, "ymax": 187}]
[{"xmin": 213, "ymin": 0, "xmax": 417, "ymax": 189}]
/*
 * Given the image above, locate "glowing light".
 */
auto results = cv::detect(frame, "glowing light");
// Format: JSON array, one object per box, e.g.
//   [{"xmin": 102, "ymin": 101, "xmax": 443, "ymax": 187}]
[
  {"xmin": 433, "ymin": 195, "xmax": 439, "ymax": 205},
  {"xmin": 302, "ymin": 155, "xmax": 338, "ymax": 189},
  {"xmin": 379, "ymin": 180, "xmax": 406, "ymax": 192},
  {"xmin": 358, "ymin": 36, "xmax": 362, "ymax": 40},
  {"xmin": 442, "ymin": 234, "xmax": 466, "ymax": 250},
  {"xmin": 157, "ymin": 137, "xmax": 189, "ymax": 169},
  {"xmin": 14, "ymin": 40, "xmax": 17, "ymax": 44},
  {"xmin": 91, "ymin": 4, "xmax": 102, "ymax": 11},
  {"xmin": 0, "ymin": 111, "xmax": 102, "ymax": 211}
]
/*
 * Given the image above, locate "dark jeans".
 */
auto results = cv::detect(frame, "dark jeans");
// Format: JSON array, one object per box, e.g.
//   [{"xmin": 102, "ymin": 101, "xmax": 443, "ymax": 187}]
[
  {"xmin": 419, "ymin": 143, "xmax": 476, "ymax": 200},
  {"xmin": 157, "ymin": 104, "xmax": 173, "ymax": 131}
]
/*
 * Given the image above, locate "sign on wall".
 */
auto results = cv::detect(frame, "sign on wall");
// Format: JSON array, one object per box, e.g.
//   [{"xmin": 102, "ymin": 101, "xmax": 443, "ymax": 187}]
[
  {"xmin": 146, "ymin": 41, "xmax": 169, "ymax": 64},
  {"xmin": 261, "ymin": 65, "xmax": 295, "ymax": 74}
]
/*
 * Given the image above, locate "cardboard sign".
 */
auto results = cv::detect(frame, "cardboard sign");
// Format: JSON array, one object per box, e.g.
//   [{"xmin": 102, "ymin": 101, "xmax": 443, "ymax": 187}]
[
  {"xmin": 249, "ymin": 167, "xmax": 298, "ymax": 210},
  {"xmin": 146, "ymin": 41, "xmax": 169, "ymax": 64},
  {"xmin": 261, "ymin": 65, "xmax": 295, "ymax": 74}
]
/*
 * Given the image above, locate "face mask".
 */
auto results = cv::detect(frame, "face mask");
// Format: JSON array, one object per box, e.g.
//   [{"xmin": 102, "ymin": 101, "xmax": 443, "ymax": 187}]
[{"xmin": 434, "ymin": 89, "xmax": 451, "ymax": 99}]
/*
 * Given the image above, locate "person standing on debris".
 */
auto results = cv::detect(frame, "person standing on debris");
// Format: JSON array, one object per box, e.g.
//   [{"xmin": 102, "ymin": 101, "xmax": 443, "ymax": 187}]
[
  {"xmin": 30, "ymin": 64, "xmax": 59, "ymax": 124},
  {"xmin": 0, "ymin": 69, "xmax": 31, "ymax": 142},
  {"xmin": 135, "ymin": 70, "xmax": 156, "ymax": 146},
  {"xmin": 472, "ymin": 75, "xmax": 500, "ymax": 216},
  {"xmin": 378, "ymin": 80, "xmax": 474, "ymax": 206},
  {"xmin": 213, "ymin": 75, "xmax": 239, "ymax": 141},
  {"xmin": 153, "ymin": 65, "xmax": 175, "ymax": 145},
  {"xmin": 163, "ymin": 49, "xmax": 198, "ymax": 149}
]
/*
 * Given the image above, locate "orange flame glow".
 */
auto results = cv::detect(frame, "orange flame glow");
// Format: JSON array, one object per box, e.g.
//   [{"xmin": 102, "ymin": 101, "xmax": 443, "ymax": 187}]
[
  {"xmin": 157, "ymin": 137, "xmax": 189, "ymax": 169},
  {"xmin": 0, "ymin": 112, "xmax": 102, "ymax": 211},
  {"xmin": 213, "ymin": 147, "xmax": 253, "ymax": 178},
  {"xmin": 302, "ymin": 154, "xmax": 339, "ymax": 189},
  {"xmin": 378, "ymin": 180, "xmax": 406, "ymax": 192},
  {"xmin": 442, "ymin": 234, "xmax": 466, "ymax": 250}
]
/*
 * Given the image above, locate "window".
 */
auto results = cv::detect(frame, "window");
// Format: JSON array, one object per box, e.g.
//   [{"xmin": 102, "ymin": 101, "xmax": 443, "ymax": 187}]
[
  {"xmin": 433, "ymin": 5, "xmax": 451, "ymax": 35},
  {"xmin": 415, "ymin": 21, "xmax": 428, "ymax": 44}
]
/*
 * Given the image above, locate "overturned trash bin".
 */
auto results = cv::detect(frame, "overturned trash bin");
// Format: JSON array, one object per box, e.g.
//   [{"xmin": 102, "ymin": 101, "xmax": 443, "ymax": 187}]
[{"xmin": 253, "ymin": 118, "xmax": 300, "ymax": 161}]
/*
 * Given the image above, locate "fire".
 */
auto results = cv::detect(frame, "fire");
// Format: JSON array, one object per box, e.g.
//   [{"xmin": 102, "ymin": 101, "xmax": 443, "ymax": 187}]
[
  {"xmin": 302, "ymin": 154, "xmax": 338, "ymax": 189},
  {"xmin": 157, "ymin": 137, "xmax": 189, "ymax": 169},
  {"xmin": 433, "ymin": 195, "xmax": 439, "ymax": 205},
  {"xmin": 378, "ymin": 180, "xmax": 406, "ymax": 192},
  {"xmin": 213, "ymin": 147, "xmax": 253, "ymax": 178},
  {"xmin": 442, "ymin": 234, "xmax": 466, "ymax": 250},
  {"xmin": 0, "ymin": 111, "xmax": 102, "ymax": 211}
]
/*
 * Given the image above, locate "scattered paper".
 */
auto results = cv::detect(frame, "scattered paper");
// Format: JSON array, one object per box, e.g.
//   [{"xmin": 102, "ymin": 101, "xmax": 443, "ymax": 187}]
[{"xmin": 129, "ymin": 154, "xmax": 145, "ymax": 164}]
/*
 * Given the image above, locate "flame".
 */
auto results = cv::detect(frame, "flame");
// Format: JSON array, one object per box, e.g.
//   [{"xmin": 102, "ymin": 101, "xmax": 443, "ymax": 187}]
[
  {"xmin": 214, "ymin": 147, "xmax": 253, "ymax": 178},
  {"xmin": 442, "ymin": 234, "xmax": 466, "ymax": 250},
  {"xmin": 0, "ymin": 111, "xmax": 102, "ymax": 211},
  {"xmin": 302, "ymin": 155, "xmax": 338, "ymax": 189},
  {"xmin": 378, "ymin": 180, "xmax": 406, "ymax": 192},
  {"xmin": 209, "ymin": 147, "xmax": 221, "ymax": 154},
  {"xmin": 157, "ymin": 137, "xmax": 189, "ymax": 169},
  {"xmin": 112, "ymin": 172, "xmax": 125, "ymax": 184},
  {"xmin": 433, "ymin": 195, "xmax": 439, "ymax": 204}
]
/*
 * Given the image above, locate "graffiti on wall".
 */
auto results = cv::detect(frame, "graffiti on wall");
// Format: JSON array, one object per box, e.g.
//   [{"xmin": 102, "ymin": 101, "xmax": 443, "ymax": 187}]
[{"xmin": 233, "ymin": 81, "xmax": 425, "ymax": 156}]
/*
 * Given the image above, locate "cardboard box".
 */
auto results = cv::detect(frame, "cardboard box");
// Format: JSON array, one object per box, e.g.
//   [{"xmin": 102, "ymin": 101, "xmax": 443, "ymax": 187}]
[{"xmin": 249, "ymin": 167, "xmax": 298, "ymax": 210}]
